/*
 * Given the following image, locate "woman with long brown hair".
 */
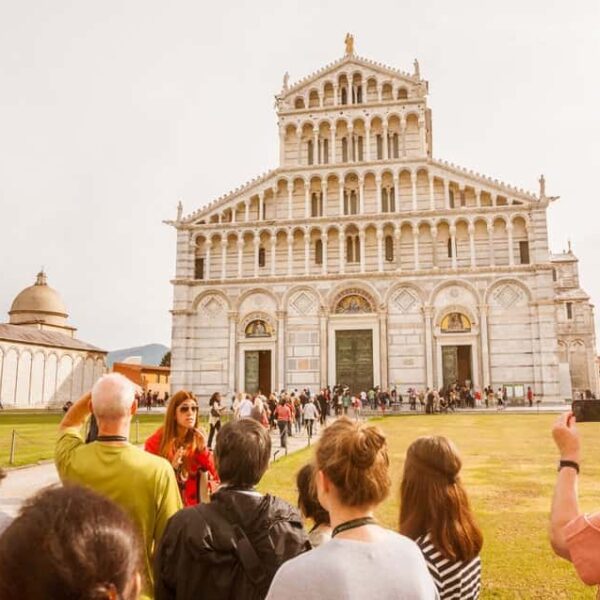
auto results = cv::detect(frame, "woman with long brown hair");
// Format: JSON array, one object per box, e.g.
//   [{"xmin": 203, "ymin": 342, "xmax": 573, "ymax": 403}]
[
  {"xmin": 145, "ymin": 390, "xmax": 218, "ymax": 506},
  {"xmin": 400, "ymin": 435, "xmax": 483, "ymax": 599}
]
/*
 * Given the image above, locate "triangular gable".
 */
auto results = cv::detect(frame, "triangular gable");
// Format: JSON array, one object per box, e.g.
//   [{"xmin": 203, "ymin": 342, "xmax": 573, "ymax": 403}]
[
  {"xmin": 281, "ymin": 54, "xmax": 419, "ymax": 100},
  {"xmin": 183, "ymin": 168, "xmax": 280, "ymax": 224}
]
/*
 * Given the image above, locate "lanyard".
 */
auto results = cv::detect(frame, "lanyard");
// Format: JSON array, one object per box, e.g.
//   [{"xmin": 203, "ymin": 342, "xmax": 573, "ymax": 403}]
[
  {"xmin": 96, "ymin": 435, "xmax": 128, "ymax": 442},
  {"xmin": 332, "ymin": 516, "xmax": 378, "ymax": 538}
]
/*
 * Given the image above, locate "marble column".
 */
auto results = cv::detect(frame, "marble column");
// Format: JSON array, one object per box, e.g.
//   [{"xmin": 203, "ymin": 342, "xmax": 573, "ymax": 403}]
[
  {"xmin": 319, "ymin": 308, "xmax": 328, "ymax": 388},
  {"xmin": 359, "ymin": 178, "xmax": 365, "ymax": 214},
  {"xmin": 339, "ymin": 181, "xmax": 344, "ymax": 215},
  {"xmin": 220, "ymin": 238, "xmax": 227, "ymax": 279},
  {"xmin": 270, "ymin": 236, "xmax": 277, "ymax": 277},
  {"xmin": 423, "ymin": 305, "xmax": 434, "ymax": 389},
  {"xmin": 227, "ymin": 311, "xmax": 238, "ymax": 394},
  {"xmin": 444, "ymin": 179, "xmax": 450, "ymax": 210},
  {"xmin": 476, "ymin": 188, "xmax": 481, "ymax": 208},
  {"xmin": 253, "ymin": 237, "xmax": 260, "ymax": 278},
  {"xmin": 411, "ymin": 170, "xmax": 418, "ymax": 210},
  {"xmin": 244, "ymin": 201, "xmax": 250, "ymax": 222},
  {"xmin": 279, "ymin": 129, "xmax": 286, "ymax": 165},
  {"xmin": 366, "ymin": 125, "xmax": 371, "ymax": 161},
  {"xmin": 287, "ymin": 184, "xmax": 293, "ymax": 220},
  {"xmin": 304, "ymin": 183, "xmax": 310, "ymax": 218},
  {"xmin": 413, "ymin": 227, "xmax": 420, "ymax": 270},
  {"xmin": 359, "ymin": 230, "xmax": 366, "ymax": 273},
  {"xmin": 287, "ymin": 232, "xmax": 293, "ymax": 276},
  {"xmin": 276, "ymin": 310, "xmax": 286, "ymax": 391},
  {"xmin": 401, "ymin": 118, "xmax": 407, "ymax": 157},
  {"xmin": 431, "ymin": 226, "xmax": 438, "ymax": 268},
  {"xmin": 322, "ymin": 233, "xmax": 328, "ymax": 275},
  {"xmin": 330, "ymin": 127, "xmax": 335, "ymax": 163},
  {"xmin": 376, "ymin": 228, "xmax": 384, "ymax": 272},
  {"xmin": 450, "ymin": 225, "xmax": 458, "ymax": 269},
  {"xmin": 488, "ymin": 222, "xmax": 495, "ymax": 267},
  {"xmin": 479, "ymin": 305, "xmax": 491, "ymax": 387},
  {"xmin": 378, "ymin": 311, "xmax": 389, "ymax": 390},
  {"xmin": 429, "ymin": 174, "xmax": 435, "ymax": 210},
  {"xmin": 394, "ymin": 173, "xmax": 401, "ymax": 212},
  {"xmin": 237, "ymin": 238, "xmax": 244, "ymax": 278},
  {"xmin": 376, "ymin": 177, "xmax": 382, "ymax": 212},
  {"xmin": 469, "ymin": 224, "xmax": 476, "ymax": 268},
  {"xmin": 339, "ymin": 231, "xmax": 346, "ymax": 274},
  {"xmin": 313, "ymin": 128, "xmax": 319, "ymax": 165},
  {"xmin": 259, "ymin": 193, "xmax": 264, "ymax": 221},
  {"xmin": 304, "ymin": 234, "xmax": 310, "ymax": 275},
  {"xmin": 394, "ymin": 226, "xmax": 402, "ymax": 272},
  {"xmin": 507, "ymin": 223, "xmax": 515, "ymax": 266},
  {"xmin": 205, "ymin": 239, "xmax": 212, "ymax": 280}
]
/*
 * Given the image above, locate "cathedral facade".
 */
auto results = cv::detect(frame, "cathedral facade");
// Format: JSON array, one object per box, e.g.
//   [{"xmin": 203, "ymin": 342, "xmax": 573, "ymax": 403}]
[{"xmin": 169, "ymin": 42, "xmax": 598, "ymax": 404}]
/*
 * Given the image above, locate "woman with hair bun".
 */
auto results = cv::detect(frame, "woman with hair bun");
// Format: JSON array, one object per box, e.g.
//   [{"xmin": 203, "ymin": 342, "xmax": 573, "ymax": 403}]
[
  {"xmin": 400, "ymin": 436, "xmax": 483, "ymax": 599},
  {"xmin": 0, "ymin": 485, "xmax": 143, "ymax": 600},
  {"xmin": 266, "ymin": 418, "xmax": 436, "ymax": 599}
]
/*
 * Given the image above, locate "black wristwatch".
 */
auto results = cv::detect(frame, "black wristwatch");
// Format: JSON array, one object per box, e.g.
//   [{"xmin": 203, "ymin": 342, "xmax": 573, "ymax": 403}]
[{"xmin": 558, "ymin": 460, "xmax": 580, "ymax": 474}]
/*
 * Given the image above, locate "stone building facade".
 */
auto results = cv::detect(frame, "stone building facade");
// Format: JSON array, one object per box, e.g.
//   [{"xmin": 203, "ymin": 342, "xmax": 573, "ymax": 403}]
[
  {"xmin": 169, "ymin": 43, "xmax": 598, "ymax": 403},
  {"xmin": 0, "ymin": 271, "xmax": 106, "ymax": 408}
]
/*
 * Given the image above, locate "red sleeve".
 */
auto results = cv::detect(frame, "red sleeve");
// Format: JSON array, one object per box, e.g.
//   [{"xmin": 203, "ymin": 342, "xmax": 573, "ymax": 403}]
[
  {"xmin": 196, "ymin": 449, "xmax": 219, "ymax": 482},
  {"xmin": 144, "ymin": 427, "xmax": 164, "ymax": 455}
]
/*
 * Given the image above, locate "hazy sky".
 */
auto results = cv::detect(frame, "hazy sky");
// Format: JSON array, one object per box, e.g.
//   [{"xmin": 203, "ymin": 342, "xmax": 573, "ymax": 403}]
[{"xmin": 1, "ymin": 0, "xmax": 599, "ymax": 350}]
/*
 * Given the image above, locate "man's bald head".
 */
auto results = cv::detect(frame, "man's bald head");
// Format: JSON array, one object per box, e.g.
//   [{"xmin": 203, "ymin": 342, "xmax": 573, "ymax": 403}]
[{"xmin": 91, "ymin": 373, "xmax": 136, "ymax": 421}]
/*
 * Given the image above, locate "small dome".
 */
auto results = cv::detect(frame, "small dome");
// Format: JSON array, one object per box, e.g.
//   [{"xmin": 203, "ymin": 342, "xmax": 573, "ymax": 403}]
[{"xmin": 9, "ymin": 271, "xmax": 69, "ymax": 327}]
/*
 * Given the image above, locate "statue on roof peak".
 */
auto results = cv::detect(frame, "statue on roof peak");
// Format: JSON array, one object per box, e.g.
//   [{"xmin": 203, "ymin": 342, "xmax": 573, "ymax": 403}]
[
  {"xmin": 282, "ymin": 71, "xmax": 289, "ymax": 91},
  {"xmin": 413, "ymin": 58, "xmax": 420, "ymax": 78},
  {"xmin": 345, "ymin": 33, "xmax": 355, "ymax": 56},
  {"xmin": 177, "ymin": 200, "xmax": 183, "ymax": 222},
  {"xmin": 539, "ymin": 174, "xmax": 546, "ymax": 198}
]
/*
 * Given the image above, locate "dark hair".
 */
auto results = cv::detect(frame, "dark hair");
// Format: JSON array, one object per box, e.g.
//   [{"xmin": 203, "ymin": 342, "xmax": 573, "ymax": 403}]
[
  {"xmin": 215, "ymin": 419, "xmax": 271, "ymax": 487},
  {"xmin": 296, "ymin": 464, "xmax": 329, "ymax": 526},
  {"xmin": 0, "ymin": 485, "xmax": 142, "ymax": 600},
  {"xmin": 399, "ymin": 436, "xmax": 483, "ymax": 562},
  {"xmin": 316, "ymin": 417, "xmax": 390, "ymax": 507},
  {"xmin": 209, "ymin": 392, "xmax": 221, "ymax": 406}
]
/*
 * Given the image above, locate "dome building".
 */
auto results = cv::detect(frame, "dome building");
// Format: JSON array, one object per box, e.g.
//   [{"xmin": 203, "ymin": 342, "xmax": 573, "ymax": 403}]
[{"xmin": 0, "ymin": 271, "xmax": 106, "ymax": 408}]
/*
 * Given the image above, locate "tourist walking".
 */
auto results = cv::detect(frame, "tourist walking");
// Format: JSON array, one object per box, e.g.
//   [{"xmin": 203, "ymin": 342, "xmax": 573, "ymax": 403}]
[
  {"xmin": 303, "ymin": 397, "xmax": 319, "ymax": 437},
  {"xmin": 145, "ymin": 390, "xmax": 219, "ymax": 506},
  {"xmin": 400, "ymin": 436, "xmax": 483, "ymax": 599},
  {"xmin": 266, "ymin": 418, "xmax": 437, "ymax": 599},
  {"xmin": 275, "ymin": 397, "xmax": 292, "ymax": 449},
  {"xmin": 207, "ymin": 391, "xmax": 225, "ymax": 449}
]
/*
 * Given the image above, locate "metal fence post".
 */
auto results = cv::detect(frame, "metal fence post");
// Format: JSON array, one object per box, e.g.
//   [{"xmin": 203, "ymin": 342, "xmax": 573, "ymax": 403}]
[{"xmin": 9, "ymin": 430, "xmax": 16, "ymax": 465}]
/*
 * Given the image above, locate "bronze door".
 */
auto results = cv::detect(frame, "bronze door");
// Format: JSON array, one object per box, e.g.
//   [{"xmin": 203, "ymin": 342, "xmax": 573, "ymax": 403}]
[
  {"xmin": 244, "ymin": 350, "xmax": 271, "ymax": 395},
  {"xmin": 442, "ymin": 345, "xmax": 472, "ymax": 388},
  {"xmin": 335, "ymin": 329, "xmax": 374, "ymax": 395}
]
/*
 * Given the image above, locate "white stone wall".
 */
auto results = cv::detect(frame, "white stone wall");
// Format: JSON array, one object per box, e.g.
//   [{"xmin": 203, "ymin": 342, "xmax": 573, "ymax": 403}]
[{"xmin": 0, "ymin": 341, "xmax": 106, "ymax": 408}]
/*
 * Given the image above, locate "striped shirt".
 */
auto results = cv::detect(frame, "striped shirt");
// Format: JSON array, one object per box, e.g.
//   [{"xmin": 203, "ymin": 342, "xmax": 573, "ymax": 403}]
[{"xmin": 416, "ymin": 533, "xmax": 481, "ymax": 599}]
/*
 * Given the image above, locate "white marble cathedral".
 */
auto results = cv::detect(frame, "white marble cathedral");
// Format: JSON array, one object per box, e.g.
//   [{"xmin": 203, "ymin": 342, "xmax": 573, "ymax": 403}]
[{"xmin": 169, "ymin": 37, "xmax": 598, "ymax": 404}]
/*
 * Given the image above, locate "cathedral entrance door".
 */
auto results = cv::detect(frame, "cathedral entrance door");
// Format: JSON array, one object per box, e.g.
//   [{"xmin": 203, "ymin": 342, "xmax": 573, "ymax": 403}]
[
  {"xmin": 442, "ymin": 345, "xmax": 472, "ymax": 388},
  {"xmin": 335, "ymin": 330, "xmax": 374, "ymax": 395},
  {"xmin": 244, "ymin": 350, "xmax": 272, "ymax": 395}
]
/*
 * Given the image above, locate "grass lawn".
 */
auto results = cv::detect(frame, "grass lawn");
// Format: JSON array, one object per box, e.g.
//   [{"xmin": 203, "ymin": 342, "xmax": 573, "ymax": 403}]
[
  {"xmin": 259, "ymin": 414, "xmax": 600, "ymax": 599},
  {"xmin": 0, "ymin": 412, "xmax": 185, "ymax": 467}
]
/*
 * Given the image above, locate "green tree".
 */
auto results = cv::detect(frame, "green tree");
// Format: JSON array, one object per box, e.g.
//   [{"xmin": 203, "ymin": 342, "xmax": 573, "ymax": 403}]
[{"xmin": 160, "ymin": 350, "xmax": 171, "ymax": 367}]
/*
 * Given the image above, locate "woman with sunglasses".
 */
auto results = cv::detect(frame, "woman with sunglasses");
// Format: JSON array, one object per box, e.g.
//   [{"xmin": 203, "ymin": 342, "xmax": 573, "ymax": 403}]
[{"xmin": 145, "ymin": 390, "xmax": 219, "ymax": 506}]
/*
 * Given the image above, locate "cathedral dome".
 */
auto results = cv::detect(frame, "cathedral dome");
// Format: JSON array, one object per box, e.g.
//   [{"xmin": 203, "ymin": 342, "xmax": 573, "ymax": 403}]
[{"xmin": 9, "ymin": 271, "xmax": 69, "ymax": 328}]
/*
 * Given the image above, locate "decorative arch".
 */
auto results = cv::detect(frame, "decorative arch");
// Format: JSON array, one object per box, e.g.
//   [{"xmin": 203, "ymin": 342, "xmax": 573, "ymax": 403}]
[
  {"xmin": 484, "ymin": 277, "xmax": 532, "ymax": 307},
  {"xmin": 236, "ymin": 287, "xmax": 280, "ymax": 313},
  {"xmin": 331, "ymin": 287, "xmax": 377, "ymax": 314},
  {"xmin": 428, "ymin": 279, "xmax": 482, "ymax": 307},
  {"xmin": 192, "ymin": 289, "xmax": 231, "ymax": 313},
  {"xmin": 239, "ymin": 311, "xmax": 277, "ymax": 338},
  {"xmin": 434, "ymin": 305, "xmax": 478, "ymax": 329},
  {"xmin": 285, "ymin": 286, "xmax": 322, "ymax": 317}
]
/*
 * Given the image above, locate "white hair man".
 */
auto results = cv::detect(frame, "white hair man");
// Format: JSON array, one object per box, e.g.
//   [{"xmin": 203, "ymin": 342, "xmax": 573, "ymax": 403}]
[{"xmin": 55, "ymin": 373, "xmax": 182, "ymax": 600}]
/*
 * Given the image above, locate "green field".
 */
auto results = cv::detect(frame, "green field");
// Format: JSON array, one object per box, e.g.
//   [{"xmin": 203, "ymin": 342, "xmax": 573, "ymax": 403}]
[
  {"xmin": 259, "ymin": 414, "xmax": 600, "ymax": 599},
  {"xmin": 0, "ymin": 412, "xmax": 169, "ymax": 467}
]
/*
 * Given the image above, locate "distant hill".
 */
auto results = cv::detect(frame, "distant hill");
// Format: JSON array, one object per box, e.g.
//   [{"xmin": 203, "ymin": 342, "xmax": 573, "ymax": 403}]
[{"xmin": 107, "ymin": 343, "xmax": 170, "ymax": 368}]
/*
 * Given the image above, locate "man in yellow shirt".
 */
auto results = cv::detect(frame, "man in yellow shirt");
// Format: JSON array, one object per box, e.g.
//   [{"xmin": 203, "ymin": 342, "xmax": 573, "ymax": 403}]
[{"xmin": 55, "ymin": 373, "xmax": 182, "ymax": 599}]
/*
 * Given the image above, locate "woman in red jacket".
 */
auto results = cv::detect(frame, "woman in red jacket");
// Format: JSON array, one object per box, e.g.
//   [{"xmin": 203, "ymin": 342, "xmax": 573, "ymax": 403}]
[{"xmin": 145, "ymin": 390, "xmax": 218, "ymax": 506}]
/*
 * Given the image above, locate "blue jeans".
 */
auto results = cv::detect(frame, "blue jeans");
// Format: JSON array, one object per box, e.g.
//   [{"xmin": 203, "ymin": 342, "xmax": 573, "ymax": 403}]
[{"xmin": 277, "ymin": 420, "xmax": 288, "ymax": 448}]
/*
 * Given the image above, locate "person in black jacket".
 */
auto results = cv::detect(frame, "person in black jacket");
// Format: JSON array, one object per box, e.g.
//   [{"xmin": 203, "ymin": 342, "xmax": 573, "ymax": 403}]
[{"xmin": 155, "ymin": 418, "xmax": 310, "ymax": 600}]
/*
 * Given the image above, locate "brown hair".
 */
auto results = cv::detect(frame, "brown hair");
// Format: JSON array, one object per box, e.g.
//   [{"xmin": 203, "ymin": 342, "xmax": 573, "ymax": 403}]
[
  {"xmin": 0, "ymin": 485, "xmax": 142, "ymax": 600},
  {"xmin": 159, "ymin": 390, "xmax": 205, "ymax": 472},
  {"xmin": 316, "ymin": 417, "xmax": 390, "ymax": 507},
  {"xmin": 296, "ymin": 463, "xmax": 330, "ymax": 526},
  {"xmin": 215, "ymin": 419, "xmax": 271, "ymax": 487},
  {"xmin": 399, "ymin": 436, "xmax": 483, "ymax": 562}
]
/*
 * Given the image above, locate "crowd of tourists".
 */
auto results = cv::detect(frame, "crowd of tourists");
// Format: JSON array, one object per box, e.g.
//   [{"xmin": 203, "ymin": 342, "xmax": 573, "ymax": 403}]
[{"xmin": 0, "ymin": 372, "xmax": 598, "ymax": 599}]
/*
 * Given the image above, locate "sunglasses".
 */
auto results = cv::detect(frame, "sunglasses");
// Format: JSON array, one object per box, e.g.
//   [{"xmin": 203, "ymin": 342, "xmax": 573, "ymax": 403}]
[{"xmin": 178, "ymin": 404, "xmax": 198, "ymax": 413}]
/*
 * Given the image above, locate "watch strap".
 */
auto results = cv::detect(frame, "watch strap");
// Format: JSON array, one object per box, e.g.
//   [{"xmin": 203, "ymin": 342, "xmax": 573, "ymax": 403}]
[{"xmin": 558, "ymin": 460, "xmax": 580, "ymax": 474}]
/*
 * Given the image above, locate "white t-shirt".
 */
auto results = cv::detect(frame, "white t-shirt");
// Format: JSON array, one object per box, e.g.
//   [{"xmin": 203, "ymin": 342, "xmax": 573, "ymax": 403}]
[
  {"xmin": 266, "ymin": 529, "xmax": 437, "ymax": 600},
  {"xmin": 303, "ymin": 402, "xmax": 319, "ymax": 420},
  {"xmin": 238, "ymin": 398, "xmax": 254, "ymax": 419}
]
